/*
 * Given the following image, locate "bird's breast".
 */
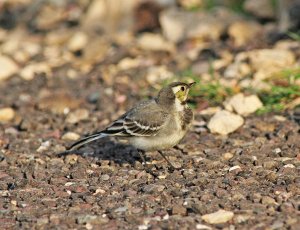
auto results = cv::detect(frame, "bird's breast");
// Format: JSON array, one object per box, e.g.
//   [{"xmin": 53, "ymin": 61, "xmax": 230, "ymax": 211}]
[{"xmin": 129, "ymin": 108, "xmax": 193, "ymax": 151}]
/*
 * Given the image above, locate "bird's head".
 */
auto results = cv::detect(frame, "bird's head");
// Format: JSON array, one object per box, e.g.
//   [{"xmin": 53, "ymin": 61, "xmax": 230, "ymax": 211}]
[
  {"xmin": 170, "ymin": 82, "xmax": 195, "ymax": 103},
  {"xmin": 157, "ymin": 82, "xmax": 195, "ymax": 106}
]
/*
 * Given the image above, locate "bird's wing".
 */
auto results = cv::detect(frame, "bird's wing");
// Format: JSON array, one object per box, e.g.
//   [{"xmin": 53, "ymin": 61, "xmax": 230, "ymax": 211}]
[
  {"xmin": 64, "ymin": 101, "xmax": 168, "ymax": 152},
  {"xmin": 103, "ymin": 100, "xmax": 169, "ymax": 137}
]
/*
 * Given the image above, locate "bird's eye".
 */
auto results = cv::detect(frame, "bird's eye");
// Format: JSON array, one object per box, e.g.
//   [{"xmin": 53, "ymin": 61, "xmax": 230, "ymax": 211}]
[{"xmin": 181, "ymin": 86, "xmax": 185, "ymax": 91}]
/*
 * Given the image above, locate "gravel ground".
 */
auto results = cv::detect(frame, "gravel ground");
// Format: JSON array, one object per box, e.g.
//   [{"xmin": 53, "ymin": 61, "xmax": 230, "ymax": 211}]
[
  {"xmin": 0, "ymin": 1, "xmax": 300, "ymax": 229},
  {"xmin": 0, "ymin": 75, "xmax": 299, "ymax": 229}
]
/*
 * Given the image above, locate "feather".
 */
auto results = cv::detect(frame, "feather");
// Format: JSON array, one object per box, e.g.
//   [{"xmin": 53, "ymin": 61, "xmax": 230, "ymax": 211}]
[{"xmin": 67, "ymin": 132, "xmax": 107, "ymax": 151}]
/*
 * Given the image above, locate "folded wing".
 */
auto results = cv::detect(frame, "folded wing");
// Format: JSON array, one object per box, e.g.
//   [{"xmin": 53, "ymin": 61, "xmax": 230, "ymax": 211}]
[{"xmin": 103, "ymin": 100, "xmax": 169, "ymax": 137}]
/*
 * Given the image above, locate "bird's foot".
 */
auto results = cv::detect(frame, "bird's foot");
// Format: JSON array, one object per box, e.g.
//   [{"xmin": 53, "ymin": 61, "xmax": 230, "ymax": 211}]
[
  {"xmin": 167, "ymin": 163, "xmax": 182, "ymax": 172},
  {"xmin": 141, "ymin": 162, "xmax": 159, "ymax": 177},
  {"xmin": 158, "ymin": 150, "xmax": 182, "ymax": 172}
]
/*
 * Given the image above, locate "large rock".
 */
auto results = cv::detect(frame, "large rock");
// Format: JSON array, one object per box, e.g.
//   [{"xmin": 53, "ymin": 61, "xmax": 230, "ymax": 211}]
[
  {"xmin": 159, "ymin": 7, "xmax": 236, "ymax": 43},
  {"xmin": 244, "ymin": 0, "xmax": 275, "ymax": 19},
  {"xmin": 202, "ymin": 209, "xmax": 234, "ymax": 224},
  {"xmin": 227, "ymin": 48, "xmax": 296, "ymax": 83},
  {"xmin": 0, "ymin": 56, "xmax": 19, "ymax": 81},
  {"xmin": 228, "ymin": 21, "xmax": 262, "ymax": 47},
  {"xmin": 224, "ymin": 93, "xmax": 263, "ymax": 116},
  {"xmin": 208, "ymin": 110, "xmax": 244, "ymax": 135},
  {"xmin": 159, "ymin": 8, "xmax": 186, "ymax": 43},
  {"xmin": 248, "ymin": 49, "xmax": 296, "ymax": 80},
  {"xmin": 224, "ymin": 62, "xmax": 251, "ymax": 79},
  {"xmin": 137, "ymin": 33, "xmax": 175, "ymax": 52},
  {"xmin": 82, "ymin": 0, "xmax": 138, "ymax": 32}
]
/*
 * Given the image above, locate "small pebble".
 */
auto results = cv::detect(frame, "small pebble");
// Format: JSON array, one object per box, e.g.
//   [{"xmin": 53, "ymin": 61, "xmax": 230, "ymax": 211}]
[
  {"xmin": 202, "ymin": 210, "xmax": 234, "ymax": 224},
  {"xmin": 36, "ymin": 141, "xmax": 51, "ymax": 153},
  {"xmin": 101, "ymin": 174, "xmax": 110, "ymax": 181},
  {"xmin": 62, "ymin": 132, "xmax": 80, "ymax": 141},
  {"xmin": 0, "ymin": 107, "xmax": 15, "ymax": 123},
  {"xmin": 223, "ymin": 152, "xmax": 234, "ymax": 160},
  {"xmin": 66, "ymin": 109, "xmax": 89, "ymax": 124}
]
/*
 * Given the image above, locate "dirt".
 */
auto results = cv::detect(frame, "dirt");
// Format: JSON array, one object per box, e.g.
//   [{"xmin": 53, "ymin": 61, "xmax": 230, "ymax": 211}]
[{"xmin": 0, "ymin": 73, "xmax": 299, "ymax": 229}]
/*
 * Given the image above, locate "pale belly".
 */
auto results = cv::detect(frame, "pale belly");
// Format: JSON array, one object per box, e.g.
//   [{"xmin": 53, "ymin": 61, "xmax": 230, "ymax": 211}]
[
  {"xmin": 129, "ymin": 104, "xmax": 193, "ymax": 151},
  {"xmin": 129, "ymin": 129, "xmax": 187, "ymax": 151}
]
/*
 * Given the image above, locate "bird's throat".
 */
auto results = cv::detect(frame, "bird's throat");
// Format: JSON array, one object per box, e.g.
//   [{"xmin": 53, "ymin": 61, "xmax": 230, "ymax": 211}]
[{"xmin": 174, "ymin": 98, "xmax": 186, "ymax": 112}]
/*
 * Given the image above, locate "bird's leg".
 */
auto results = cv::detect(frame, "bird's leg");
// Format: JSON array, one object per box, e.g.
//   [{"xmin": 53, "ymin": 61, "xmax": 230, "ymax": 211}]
[
  {"xmin": 137, "ymin": 149, "xmax": 157, "ymax": 176},
  {"xmin": 158, "ymin": 150, "xmax": 181, "ymax": 171},
  {"xmin": 137, "ymin": 149, "xmax": 147, "ymax": 166}
]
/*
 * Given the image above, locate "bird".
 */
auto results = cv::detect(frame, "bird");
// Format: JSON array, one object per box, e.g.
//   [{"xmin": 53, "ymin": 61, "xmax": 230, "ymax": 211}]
[{"xmin": 63, "ymin": 82, "xmax": 195, "ymax": 172}]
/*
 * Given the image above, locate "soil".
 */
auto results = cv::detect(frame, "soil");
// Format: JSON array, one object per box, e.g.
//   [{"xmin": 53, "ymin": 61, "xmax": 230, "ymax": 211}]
[{"xmin": 0, "ymin": 74, "xmax": 299, "ymax": 229}]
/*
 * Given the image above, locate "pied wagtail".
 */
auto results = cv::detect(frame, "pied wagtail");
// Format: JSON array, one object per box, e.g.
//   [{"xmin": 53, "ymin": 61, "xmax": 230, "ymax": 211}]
[{"xmin": 63, "ymin": 82, "xmax": 195, "ymax": 172}]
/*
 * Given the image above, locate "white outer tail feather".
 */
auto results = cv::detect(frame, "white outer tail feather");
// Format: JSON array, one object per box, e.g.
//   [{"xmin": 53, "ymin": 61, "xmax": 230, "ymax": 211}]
[{"xmin": 67, "ymin": 133, "xmax": 107, "ymax": 151}]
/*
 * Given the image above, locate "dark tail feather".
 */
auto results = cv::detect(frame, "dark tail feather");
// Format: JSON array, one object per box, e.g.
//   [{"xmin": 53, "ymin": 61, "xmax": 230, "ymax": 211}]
[{"xmin": 67, "ymin": 132, "xmax": 107, "ymax": 151}]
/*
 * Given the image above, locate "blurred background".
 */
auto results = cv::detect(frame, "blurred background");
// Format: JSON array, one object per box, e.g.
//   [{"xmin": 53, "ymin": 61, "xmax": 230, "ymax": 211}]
[{"xmin": 0, "ymin": 0, "xmax": 299, "ymax": 129}]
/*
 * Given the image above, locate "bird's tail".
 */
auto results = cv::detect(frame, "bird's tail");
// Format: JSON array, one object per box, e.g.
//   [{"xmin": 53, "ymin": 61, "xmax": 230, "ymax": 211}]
[{"xmin": 66, "ymin": 132, "xmax": 107, "ymax": 152}]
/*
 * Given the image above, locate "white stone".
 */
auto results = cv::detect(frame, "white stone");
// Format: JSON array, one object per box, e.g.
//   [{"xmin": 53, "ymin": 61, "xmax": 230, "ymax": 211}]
[
  {"xmin": 20, "ymin": 62, "xmax": 51, "ymax": 80},
  {"xmin": 0, "ymin": 107, "xmax": 15, "ymax": 122},
  {"xmin": 93, "ymin": 188, "xmax": 106, "ymax": 195},
  {"xmin": 273, "ymin": 148, "xmax": 282, "ymax": 154},
  {"xmin": 178, "ymin": 0, "xmax": 204, "ymax": 9},
  {"xmin": 82, "ymin": 0, "xmax": 106, "ymax": 28},
  {"xmin": 244, "ymin": 0, "xmax": 275, "ymax": 19},
  {"xmin": 138, "ymin": 225, "xmax": 149, "ymax": 230},
  {"xmin": 66, "ymin": 109, "xmax": 89, "ymax": 124},
  {"xmin": 249, "ymin": 49, "xmax": 295, "ymax": 71},
  {"xmin": 36, "ymin": 141, "xmax": 51, "ymax": 153},
  {"xmin": 114, "ymin": 206, "xmax": 127, "ymax": 213},
  {"xmin": 159, "ymin": 8, "xmax": 186, "ymax": 43},
  {"xmin": 196, "ymin": 224, "xmax": 212, "ymax": 230},
  {"xmin": 85, "ymin": 223, "xmax": 93, "ymax": 230},
  {"xmin": 61, "ymin": 132, "xmax": 80, "ymax": 141},
  {"xmin": 224, "ymin": 62, "xmax": 252, "ymax": 79},
  {"xmin": 146, "ymin": 66, "xmax": 173, "ymax": 84},
  {"xmin": 249, "ymin": 49, "xmax": 295, "ymax": 80},
  {"xmin": 0, "ymin": 56, "xmax": 19, "ymax": 81},
  {"xmin": 284, "ymin": 164, "xmax": 295, "ymax": 168},
  {"xmin": 82, "ymin": 0, "xmax": 138, "ymax": 31},
  {"xmin": 228, "ymin": 21, "xmax": 262, "ymax": 47},
  {"xmin": 199, "ymin": 107, "xmax": 221, "ymax": 115},
  {"xmin": 68, "ymin": 32, "xmax": 88, "ymax": 52},
  {"xmin": 223, "ymin": 152, "xmax": 234, "ymax": 160},
  {"xmin": 224, "ymin": 93, "xmax": 263, "ymax": 116},
  {"xmin": 160, "ymin": 8, "xmax": 229, "ymax": 43},
  {"xmin": 235, "ymin": 215, "xmax": 251, "ymax": 224},
  {"xmin": 117, "ymin": 57, "xmax": 142, "ymax": 70},
  {"xmin": 202, "ymin": 209, "xmax": 234, "ymax": 224},
  {"xmin": 65, "ymin": 182, "xmax": 75, "ymax": 186},
  {"xmin": 208, "ymin": 110, "xmax": 244, "ymax": 135},
  {"xmin": 137, "ymin": 33, "xmax": 175, "ymax": 52},
  {"xmin": 229, "ymin": 165, "xmax": 242, "ymax": 172}
]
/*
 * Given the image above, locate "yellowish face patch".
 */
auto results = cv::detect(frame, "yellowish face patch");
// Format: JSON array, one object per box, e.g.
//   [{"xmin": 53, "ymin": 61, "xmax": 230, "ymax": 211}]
[
  {"xmin": 173, "ymin": 85, "xmax": 189, "ymax": 102},
  {"xmin": 175, "ymin": 90, "xmax": 187, "ymax": 102}
]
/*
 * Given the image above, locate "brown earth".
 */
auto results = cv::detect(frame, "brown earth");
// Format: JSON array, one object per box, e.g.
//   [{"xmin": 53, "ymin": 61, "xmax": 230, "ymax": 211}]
[{"xmin": 0, "ymin": 73, "xmax": 299, "ymax": 229}]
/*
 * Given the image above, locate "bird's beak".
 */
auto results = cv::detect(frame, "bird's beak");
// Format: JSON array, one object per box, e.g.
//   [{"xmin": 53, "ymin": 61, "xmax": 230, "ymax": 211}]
[{"xmin": 188, "ymin": 82, "xmax": 196, "ymax": 88}]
